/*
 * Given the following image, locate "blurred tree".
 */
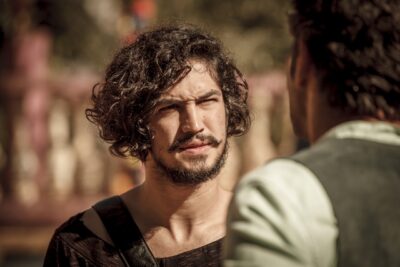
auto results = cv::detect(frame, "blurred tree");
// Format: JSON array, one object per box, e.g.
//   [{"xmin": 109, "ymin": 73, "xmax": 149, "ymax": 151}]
[
  {"xmin": 158, "ymin": 0, "xmax": 292, "ymax": 73},
  {"xmin": 1, "ymin": 0, "xmax": 291, "ymax": 73},
  {"xmin": 32, "ymin": 0, "xmax": 120, "ymax": 72},
  {"xmin": 0, "ymin": 0, "xmax": 121, "ymax": 72}
]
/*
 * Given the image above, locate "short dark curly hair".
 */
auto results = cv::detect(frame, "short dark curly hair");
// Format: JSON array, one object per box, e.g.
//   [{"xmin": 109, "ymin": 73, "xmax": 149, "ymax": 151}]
[
  {"xmin": 290, "ymin": 0, "xmax": 400, "ymax": 119},
  {"xmin": 86, "ymin": 24, "xmax": 250, "ymax": 161}
]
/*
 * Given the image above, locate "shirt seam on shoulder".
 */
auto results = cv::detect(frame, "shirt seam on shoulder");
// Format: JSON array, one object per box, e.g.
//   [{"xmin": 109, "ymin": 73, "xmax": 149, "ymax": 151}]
[{"xmin": 55, "ymin": 233, "xmax": 115, "ymax": 267}]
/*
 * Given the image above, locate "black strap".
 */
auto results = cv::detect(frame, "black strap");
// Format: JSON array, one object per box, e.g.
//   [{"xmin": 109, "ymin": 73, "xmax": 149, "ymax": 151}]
[{"xmin": 92, "ymin": 196, "xmax": 158, "ymax": 267}]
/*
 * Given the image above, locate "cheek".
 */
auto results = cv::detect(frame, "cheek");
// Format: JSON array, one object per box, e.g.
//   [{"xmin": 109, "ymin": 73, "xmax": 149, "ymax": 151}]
[
  {"xmin": 206, "ymin": 108, "xmax": 227, "ymax": 136},
  {"xmin": 220, "ymin": 105, "xmax": 228, "ymax": 129},
  {"xmin": 149, "ymin": 122, "xmax": 173, "ymax": 149}
]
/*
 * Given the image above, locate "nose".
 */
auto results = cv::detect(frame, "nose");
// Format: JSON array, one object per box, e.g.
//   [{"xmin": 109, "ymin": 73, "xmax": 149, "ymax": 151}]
[{"xmin": 181, "ymin": 104, "xmax": 203, "ymax": 133}]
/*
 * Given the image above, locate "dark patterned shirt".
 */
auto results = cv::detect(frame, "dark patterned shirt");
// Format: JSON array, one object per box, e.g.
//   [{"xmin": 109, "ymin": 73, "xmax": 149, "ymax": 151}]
[{"xmin": 43, "ymin": 212, "xmax": 223, "ymax": 267}]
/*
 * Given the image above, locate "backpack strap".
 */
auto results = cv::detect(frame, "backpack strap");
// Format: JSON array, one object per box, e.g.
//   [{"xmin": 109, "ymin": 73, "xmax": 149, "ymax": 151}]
[{"xmin": 92, "ymin": 196, "xmax": 158, "ymax": 267}]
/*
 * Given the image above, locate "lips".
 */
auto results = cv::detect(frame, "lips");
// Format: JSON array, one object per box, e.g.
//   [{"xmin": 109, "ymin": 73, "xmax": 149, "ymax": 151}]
[
  {"xmin": 169, "ymin": 133, "xmax": 221, "ymax": 153},
  {"xmin": 178, "ymin": 141, "xmax": 210, "ymax": 152}
]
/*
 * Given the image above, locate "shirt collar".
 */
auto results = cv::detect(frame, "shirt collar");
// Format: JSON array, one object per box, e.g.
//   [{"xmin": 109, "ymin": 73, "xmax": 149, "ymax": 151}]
[{"xmin": 320, "ymin": 120, "xmax": 400, "ymax": 146}]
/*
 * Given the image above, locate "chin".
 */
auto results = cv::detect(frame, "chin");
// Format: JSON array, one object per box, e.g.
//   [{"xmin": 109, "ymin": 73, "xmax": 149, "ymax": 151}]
[{"xmin": 153, "ymin": 142, "xmax": 228, "ymax": 185}]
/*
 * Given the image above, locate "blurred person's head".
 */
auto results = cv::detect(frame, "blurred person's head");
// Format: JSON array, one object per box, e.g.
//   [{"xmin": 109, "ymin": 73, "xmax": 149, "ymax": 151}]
[
  {"xmin": 288, "ymin": 0, "xmax": 400, "ymax": 141},
  {"xmin": 86, "ymin": 24, "xmax": 250, "ymax": 185}
]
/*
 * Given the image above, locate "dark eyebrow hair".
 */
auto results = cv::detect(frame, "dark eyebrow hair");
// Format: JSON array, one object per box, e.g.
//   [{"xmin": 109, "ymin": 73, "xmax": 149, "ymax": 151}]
[
  {"xmin": 196, "ymin": 89, "xmax": 222, "ymax": 102},
  {"xmin": 156, "ymin": 89, "xmax": 222, "ymax": 107}
]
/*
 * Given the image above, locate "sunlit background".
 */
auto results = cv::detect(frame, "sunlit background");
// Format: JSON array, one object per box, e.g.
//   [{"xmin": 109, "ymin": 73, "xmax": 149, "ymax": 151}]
[{"xmin": 0, "ymin": 0, "xmax": 298, "ymax": 266}]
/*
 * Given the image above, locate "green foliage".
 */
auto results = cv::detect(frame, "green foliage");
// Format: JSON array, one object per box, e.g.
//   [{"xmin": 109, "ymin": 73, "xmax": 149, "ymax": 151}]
[
  {"xmin": 157, "ymin": 0, "xmax": 293, "ymax": 73},
  {"xmin": 0, "ymin": 0, "xmax": 120, "ymax": 72},
  {"xmin": 0, "ymin": 0, "xmax": 292, "ymax": 73},
  {"xmin": 39, "ymin": 0, "xmax": 119, "ymax": 72}
]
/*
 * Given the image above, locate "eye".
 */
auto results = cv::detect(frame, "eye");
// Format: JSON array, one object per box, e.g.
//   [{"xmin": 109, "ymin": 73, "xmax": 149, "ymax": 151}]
[{"xmin": 198, "ymin": 98, "xmax": 218, "ymax": 105}]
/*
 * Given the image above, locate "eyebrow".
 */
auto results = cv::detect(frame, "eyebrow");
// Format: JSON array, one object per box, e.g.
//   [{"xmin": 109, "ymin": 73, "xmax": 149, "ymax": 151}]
[
  {"xmin": 156, "ymin": 89, "xmax": 222, "ymax": 107},
  {"xmin": 196, "ymin": 89, "xmax": 222, "ymax": 102}
]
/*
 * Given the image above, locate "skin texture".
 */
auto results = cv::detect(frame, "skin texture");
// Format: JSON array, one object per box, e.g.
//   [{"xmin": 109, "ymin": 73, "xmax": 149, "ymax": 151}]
[{"xmin": 146, "ymin": 60, "xmax": 227, "ymax": 183}]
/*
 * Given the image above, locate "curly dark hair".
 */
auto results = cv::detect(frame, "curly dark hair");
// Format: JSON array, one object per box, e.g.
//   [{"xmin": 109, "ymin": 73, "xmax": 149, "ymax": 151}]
[
  {"xmin": 86, "ymin": 24, "xmax": 250, "ymax": 161},
  {"xmin": 290, "ymin": 0, "xmax": 400, "ymax": 119}
]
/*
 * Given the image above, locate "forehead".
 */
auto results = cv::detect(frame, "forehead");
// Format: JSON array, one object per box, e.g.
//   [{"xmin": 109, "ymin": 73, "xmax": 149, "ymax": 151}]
[{"xmin": 160, "ymin": 60, "xmax": 221, "ymax": 100}]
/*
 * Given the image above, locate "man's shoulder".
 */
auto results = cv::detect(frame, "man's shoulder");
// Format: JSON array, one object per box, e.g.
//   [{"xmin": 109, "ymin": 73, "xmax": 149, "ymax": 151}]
[
  {"xmin": 234, "ymin": 158, "xmax": 330, "ymax": 213},
  {"xmin": 237, "ymin": 158, "xmax": 314, "ymax": 189},
  {"xmin": 51, "ymin": 210, "xmax": 105, "ymax": 248},
  {"xmin": 53, "ymin": 211, "xmax": 86, "ymax": 237},
  {"xmin": 226, "ymin": 158, "xmax": 337, "ymax": 267},
  {"xmin": 50, "ymin": 200, "xmax": 121, "ymax": 251},
  {"xmin": 44, "ymin": 209, "xmax": 122, "ymax": 267}
]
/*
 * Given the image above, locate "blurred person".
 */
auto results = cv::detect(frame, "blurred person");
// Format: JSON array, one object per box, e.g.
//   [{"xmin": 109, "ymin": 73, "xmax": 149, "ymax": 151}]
[
  {"xmin": 241, "ymin": 72, "xmax": 296, "ymax": 174},
  {"xmin": 43, "ymin": 24, "xmax": 250, "ymax": 266},
  {"xmin": 224, "ymin": 0, "xmax": 400, "ymax": 267}
]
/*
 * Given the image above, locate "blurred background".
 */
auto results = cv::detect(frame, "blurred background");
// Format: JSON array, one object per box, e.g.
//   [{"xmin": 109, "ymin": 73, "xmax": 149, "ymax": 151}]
[{"xmin": 0, "ymin": 0, "xmax": 298, "ymax": 266}]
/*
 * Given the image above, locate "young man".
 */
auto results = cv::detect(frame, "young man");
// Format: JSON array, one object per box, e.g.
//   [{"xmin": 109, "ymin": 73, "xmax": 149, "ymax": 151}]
[
  {"xmin": 44, "ymin": 24, "xmax": 250, "ymax": 266},
  {"xmin": 224, "ymin": 1, "xmax": 400, "ymax": 267}
]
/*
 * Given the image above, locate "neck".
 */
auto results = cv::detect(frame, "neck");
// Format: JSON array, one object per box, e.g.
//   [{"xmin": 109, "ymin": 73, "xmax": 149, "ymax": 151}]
[
  {"xmin": 144, "ymin": 176, "xmax": 229, "ymax": 223},
  {"xmin": 307, "ymin": 100, "xmax": 350, "ymax": 143},
  {"xmin": 305, "ymin": 87, "xmax": 400, "ymax": 143},
  {"xmin": 121, "ymin": 165, "xmax": 232, "ymax": 241}
]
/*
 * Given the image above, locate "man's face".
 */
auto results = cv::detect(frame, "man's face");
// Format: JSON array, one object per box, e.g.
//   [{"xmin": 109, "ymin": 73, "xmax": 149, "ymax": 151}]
[{"xmin": 147, "ymin": 60, "xmax": 228, "ymax": 185}]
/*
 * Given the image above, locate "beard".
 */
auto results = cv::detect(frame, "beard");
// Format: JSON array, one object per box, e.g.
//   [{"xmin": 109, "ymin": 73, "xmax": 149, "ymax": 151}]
[{"xmin": 151, "ymin": 135, "xmax": 228, "ymax": 186}]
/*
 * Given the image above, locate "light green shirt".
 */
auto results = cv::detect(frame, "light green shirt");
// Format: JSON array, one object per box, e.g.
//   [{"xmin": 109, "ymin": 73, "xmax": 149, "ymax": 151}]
[{"xmin": 224, "ymin": 121, "xmax": 400, "ymax": 267}]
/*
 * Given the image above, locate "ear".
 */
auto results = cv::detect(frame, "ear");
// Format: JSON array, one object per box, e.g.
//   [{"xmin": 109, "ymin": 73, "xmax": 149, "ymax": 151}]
[
  {"xmin": 291, "ymin": 38, "xmax": 315, "ymax": 91},
  {"xmin": 286, "ymin": 37, "xmax": 319, "ymax": 141}
]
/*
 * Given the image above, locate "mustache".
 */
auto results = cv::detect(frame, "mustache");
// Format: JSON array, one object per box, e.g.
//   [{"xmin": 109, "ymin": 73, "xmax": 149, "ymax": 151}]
[{"xmin": 168, "ymin": 133, "xmax": 222, "ymax": 152}]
